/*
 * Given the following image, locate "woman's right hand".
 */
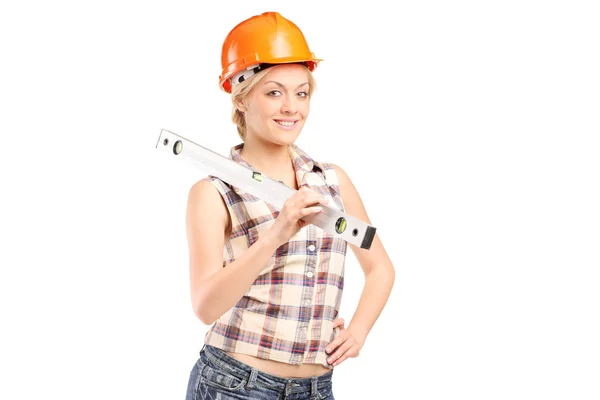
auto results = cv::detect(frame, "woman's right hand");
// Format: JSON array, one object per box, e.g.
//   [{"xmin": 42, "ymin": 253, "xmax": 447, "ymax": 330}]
[{"xmin": 265, "ymin": 186, "xmax": 328, "ymax": 248}]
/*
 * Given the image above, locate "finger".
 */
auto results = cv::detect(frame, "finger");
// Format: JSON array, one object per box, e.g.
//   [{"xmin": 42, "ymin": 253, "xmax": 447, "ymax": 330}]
[
  {"xmin": 300, "ymin": 195, "xmax": 328, "ymax": 208},
  {"xmin": 332, "ymin": 318, "xmax": 345, "ymax": 330},
  {"xmin": 297, "ymin": 186, "xmax": 314, "ymax": 198},
  {"xmin": 297, "ymin": 187, "xmax": 325, "ymax": 200},
  {"xmin": 332, "ymin": 346, "xmax": 358, "ymax": 367},
  {"xmin": 291, "ymin": 186, "xmax": 313, "ymax": 203},
  {"xmin": 327, "ymin": 339, "xmax": 353, "ymax": 365},
  {"xmin": 325, "ymin": 331, "xmax": 348, "ymax": 354},
  {"xmin": 297, "ymin": 206, "xmax": 322, "ymax": 219},
  {"xmin": 296, "ymin": 221, "xmax": 304, "ymax": 229}
]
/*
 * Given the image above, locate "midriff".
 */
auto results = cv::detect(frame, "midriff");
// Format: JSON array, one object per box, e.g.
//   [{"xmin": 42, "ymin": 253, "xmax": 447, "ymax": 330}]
[{"xmin": 226, "ymin": 352, "xmax": 331, "ymax": 378}]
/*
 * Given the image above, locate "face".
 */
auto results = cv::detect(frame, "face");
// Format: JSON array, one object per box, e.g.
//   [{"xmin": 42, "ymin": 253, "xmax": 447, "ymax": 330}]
[{"xmin": 237, "ymin": 64, "xmax": 311, "ymax": 146}]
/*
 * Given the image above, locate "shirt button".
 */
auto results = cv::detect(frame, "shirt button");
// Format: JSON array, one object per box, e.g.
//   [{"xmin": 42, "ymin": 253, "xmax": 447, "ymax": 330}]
[
  {"xmin": 307, "ymin": 244, "xmax": 316, "ymax": 252},
  {"xmin": 305, "ymin": 299, "xmax": 311, "ymax": 306},
  {"xmin": 306, "ymin": 271, "xmax": 314, "ymax": 278}
]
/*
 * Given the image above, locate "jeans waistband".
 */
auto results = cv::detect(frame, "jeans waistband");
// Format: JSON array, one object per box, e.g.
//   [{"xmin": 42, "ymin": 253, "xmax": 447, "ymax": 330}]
[{"xmin": 200, "ymin": 345, "xmax": 333, "ymax": 396}]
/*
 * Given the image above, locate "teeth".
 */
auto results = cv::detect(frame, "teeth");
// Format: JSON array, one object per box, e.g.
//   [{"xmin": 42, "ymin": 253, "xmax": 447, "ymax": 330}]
[{"xmin": 276, "ymin": 120, "xmax": 295, "ymax": 126}]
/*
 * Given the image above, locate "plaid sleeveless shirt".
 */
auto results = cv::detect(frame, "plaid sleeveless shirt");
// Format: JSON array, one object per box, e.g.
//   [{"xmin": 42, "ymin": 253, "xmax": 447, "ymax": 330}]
[{"xmin": 201, "ymin": 143, "xmax": 348, "ymax": 368}]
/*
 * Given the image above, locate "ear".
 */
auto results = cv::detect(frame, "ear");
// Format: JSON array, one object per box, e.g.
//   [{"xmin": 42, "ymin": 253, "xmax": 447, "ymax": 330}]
[{"xmin": 234, "ymin": 98, "xmax": 247, "ymax": 113}]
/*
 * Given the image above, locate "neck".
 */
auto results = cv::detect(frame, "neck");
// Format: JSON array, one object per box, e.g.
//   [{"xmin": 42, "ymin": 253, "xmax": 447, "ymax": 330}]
[{"xmin": 239, "ymin": 136, "xmax": 294, "ymax": 176}]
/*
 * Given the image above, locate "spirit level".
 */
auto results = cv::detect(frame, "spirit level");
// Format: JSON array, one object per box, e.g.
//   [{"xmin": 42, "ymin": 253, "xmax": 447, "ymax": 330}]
[{"xmin": 155, "ymin": 129, "xmax": 376, "ymax": 249}]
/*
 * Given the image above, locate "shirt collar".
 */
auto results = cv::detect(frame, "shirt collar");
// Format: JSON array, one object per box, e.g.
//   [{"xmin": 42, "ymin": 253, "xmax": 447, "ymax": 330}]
[{"xmin": 229, "ymin": 143, "xmax": 323, "ymax": 188}]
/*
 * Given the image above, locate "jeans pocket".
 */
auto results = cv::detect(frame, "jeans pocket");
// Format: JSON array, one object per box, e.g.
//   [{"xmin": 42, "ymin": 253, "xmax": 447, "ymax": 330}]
[
  {"xmin": 200, "ymin": 363, "xmax": 246, "ymax": 392},
  {"xmin": 317, "ymin": 385, "xmax": 334, "ymax": 400}
]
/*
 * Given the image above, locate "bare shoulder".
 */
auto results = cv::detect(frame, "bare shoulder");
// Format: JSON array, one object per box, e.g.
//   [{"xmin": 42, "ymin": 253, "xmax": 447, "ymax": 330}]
[
  {"xmin": 186, "ymin": 178, "xmax": 230, "ymax": 232},
  {"xmin": 327, "ymin": 163, "xmax": 350, "ymax": 185},
  {"xmin": 187, "ymin": 178, "xmax": 221, "ymax": 204},
  {"xmin": 327, "ymin": 164, "xmax": 367, "ymax": 217}
]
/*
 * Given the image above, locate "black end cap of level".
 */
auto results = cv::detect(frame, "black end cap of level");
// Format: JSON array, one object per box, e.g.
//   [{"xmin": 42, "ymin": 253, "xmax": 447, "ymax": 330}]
[{"xmin": 360, "ymin": 226, "xmax": 377, "ymax": 250}]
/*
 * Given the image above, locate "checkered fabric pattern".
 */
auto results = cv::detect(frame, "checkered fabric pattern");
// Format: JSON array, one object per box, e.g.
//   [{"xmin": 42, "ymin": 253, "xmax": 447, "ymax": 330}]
[{"xmin": 201, "ymin": 143, "xmax": 348, "ymax": 368}]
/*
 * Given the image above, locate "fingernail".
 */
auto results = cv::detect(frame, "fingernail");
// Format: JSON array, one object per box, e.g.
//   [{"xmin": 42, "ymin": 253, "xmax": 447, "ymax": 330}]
[{"xmin": 326, "ymin": 348, "xmax": 331, "ymax": 353}]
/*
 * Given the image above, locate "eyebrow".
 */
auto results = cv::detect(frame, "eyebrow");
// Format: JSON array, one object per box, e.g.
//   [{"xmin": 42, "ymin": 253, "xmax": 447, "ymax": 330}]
[{"xmin": 263, "ymin": 81, "xmax": 309, "ymax": 89}]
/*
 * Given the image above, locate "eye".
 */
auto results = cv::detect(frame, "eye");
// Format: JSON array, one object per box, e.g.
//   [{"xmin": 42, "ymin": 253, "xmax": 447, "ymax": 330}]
[
  {"xmin": 267, "ymin": 90, "xmax": 282, "ymax": 96},
  {"xmin": 297, "ymin": 91, "xmax": 309, "ymax": 98}
]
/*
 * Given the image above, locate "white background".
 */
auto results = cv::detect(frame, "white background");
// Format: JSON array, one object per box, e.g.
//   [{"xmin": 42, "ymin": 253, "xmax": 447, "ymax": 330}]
[{"xmin": 1, "ymin": 1, "xmax": 599, "ymax": 399}]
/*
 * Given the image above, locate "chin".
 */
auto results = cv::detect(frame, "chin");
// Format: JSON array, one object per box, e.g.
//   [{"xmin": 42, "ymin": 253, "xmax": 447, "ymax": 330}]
[
  {"xmin": 267, "ymin": 131, "xmax": 301, "ymax": 145},
  {"xmin": 267, "ymin": 136, "xmax": 297, "ymax": 147}
]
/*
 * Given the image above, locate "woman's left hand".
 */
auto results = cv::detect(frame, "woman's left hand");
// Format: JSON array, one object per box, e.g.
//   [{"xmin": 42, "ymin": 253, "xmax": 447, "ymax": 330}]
[{"xmin": 325, "ymin": 318, "xmax": 363, "ymax": 366}]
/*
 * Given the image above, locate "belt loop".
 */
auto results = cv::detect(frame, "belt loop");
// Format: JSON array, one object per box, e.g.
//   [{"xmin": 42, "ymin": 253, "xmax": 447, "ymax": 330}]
[
  {"xmin": 311, "ymin": 376, "xmax": 319, "ymax": 399},
  {"xmin": 284, "ymin": 380, "xmax": 293, "ymax": 399},
  {"xmin": 245, "ymin": 367, "xmax": 258, "ymax": 389}
]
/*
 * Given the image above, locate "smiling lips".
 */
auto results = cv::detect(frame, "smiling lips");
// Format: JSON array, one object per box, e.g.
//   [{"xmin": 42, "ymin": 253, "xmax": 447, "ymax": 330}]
[{"xmin": 274, "ymin": 119, "xmax": 298, "ymax": 129}]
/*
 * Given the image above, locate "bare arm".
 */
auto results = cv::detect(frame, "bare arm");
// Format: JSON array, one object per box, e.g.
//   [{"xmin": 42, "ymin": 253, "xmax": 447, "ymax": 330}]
[
  {"xmin": 186, "ymin": 181, "xmax": 328, "ymax": 325},
  {"xmin": 186, "ymin": 180, "xmax": 280, "ymax": 325},
  {"xmin": 325, "ymin": 164, "xmax": 396, "ymax": 366}
]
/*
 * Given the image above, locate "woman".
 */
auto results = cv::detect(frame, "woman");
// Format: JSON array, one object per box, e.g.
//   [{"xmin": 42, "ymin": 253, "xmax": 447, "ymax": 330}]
[{"xmin": 185, "ymin": 12, "xmax": 395, "ymax": 400}]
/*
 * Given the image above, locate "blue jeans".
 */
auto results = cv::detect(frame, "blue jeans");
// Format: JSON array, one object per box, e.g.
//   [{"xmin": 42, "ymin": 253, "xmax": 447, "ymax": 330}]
[{"xmin": 185, "ymin": 345, "xmax": 335, "ymax": 400}]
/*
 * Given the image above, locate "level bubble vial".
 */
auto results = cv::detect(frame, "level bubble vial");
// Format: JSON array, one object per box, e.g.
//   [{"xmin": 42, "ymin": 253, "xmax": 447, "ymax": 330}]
[
  {"xmin": 252, "ymin": 172, "xmax": 263, "ymax": 182},
  {"xmin": 335, "ymin": 217, "xmax": 347, "ymax": 234},
  {"xmin": 173, "ymin": 140, "xmax": 183, "ymax": 155}
]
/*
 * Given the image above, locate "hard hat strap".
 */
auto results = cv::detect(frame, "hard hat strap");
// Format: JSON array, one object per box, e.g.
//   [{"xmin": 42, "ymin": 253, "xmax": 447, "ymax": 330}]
[
  {"xmin": 230, "ymin": 64, "xmax": 265, "ymax": 86},
  {"xmin": 230, "ymin": 62, "xmax": 309, "ymax": 88}
]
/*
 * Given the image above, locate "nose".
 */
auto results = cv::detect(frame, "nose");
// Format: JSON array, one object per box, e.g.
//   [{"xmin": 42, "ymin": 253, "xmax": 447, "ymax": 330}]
[{"xmin": 280, "ymin": 94, "xmax": 297, "ymax": 114}]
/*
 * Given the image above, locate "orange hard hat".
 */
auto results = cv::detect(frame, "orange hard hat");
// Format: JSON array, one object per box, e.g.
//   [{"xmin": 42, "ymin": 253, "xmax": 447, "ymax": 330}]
[{"xmin": 219, "ymin": 12, "xmax": 322, "ymax": 93}]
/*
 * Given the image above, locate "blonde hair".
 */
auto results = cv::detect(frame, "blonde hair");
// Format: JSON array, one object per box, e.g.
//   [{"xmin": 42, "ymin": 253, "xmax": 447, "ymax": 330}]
[{"xmin": 231, "ymin": 64, "xmax": 317, "ymax": 141}]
